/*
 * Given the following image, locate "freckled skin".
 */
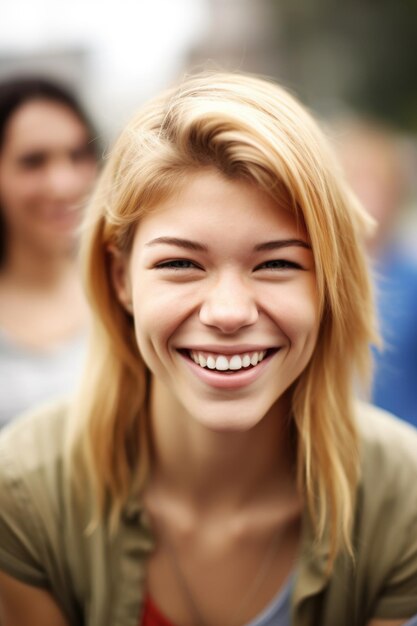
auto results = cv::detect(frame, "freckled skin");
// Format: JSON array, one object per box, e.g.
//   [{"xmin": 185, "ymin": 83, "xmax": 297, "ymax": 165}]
[{"xmin": 122, "ymin": 170, "xmax": 320, "ymax": 433}]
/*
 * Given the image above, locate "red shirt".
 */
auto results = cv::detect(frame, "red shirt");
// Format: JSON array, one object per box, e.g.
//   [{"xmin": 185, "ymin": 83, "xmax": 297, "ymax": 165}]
[{"xmin": 140, "ymin": 595, "xmax": 177, "ymax": 626}]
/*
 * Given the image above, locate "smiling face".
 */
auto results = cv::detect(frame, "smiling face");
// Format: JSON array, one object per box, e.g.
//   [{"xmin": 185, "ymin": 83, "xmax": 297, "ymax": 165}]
[
  {"xmin": 0, "ymin": 98, "xmax": 97, "ymax": 257},
  {"xmin": 114, "ymin": 169, "xmax": 320, "ymax": 432}
]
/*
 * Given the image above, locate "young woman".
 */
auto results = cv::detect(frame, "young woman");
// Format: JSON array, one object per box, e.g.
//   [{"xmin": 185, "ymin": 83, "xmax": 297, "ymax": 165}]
[
  {"xmin": 0, "ymin": 77, "xmax": 98, "ymax": 426},
  {"xmin": 0, "ymin": 72, "xmax": 416, "ymax": 626}
]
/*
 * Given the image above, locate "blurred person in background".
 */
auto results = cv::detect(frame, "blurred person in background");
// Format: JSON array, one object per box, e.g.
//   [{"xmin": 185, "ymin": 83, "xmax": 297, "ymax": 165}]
[
  {"xmin": 335, "ymin": 119, "xmax": 417, "ymax": 427},
  {"xmin": 0, "ymin": 77, "xmax": 98, "ymax": 427}
]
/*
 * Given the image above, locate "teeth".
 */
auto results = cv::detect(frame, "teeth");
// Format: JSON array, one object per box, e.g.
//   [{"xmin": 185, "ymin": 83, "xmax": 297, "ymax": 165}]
[
  {"xmin": 206, "ymin": 355, "xmax": 216, "ymax": 369},
  {"xmin": 242, "ymin": 354, "xmax": 251, "ymax": 368},
  {"xmin": 189, "ymin": 350, "xmax": 267, "ymax": 372},
  {"xmin": 215, "ymin": 356, "xmax": 229, "ymax": 371},
  {"xmin": 229, "ymin": 355, "xmax": 242, "ymax": 370}
]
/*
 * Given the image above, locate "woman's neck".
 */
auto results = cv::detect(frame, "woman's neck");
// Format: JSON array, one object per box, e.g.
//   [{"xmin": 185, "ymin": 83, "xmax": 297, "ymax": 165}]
[
  {"xmin": 1, "ymin": 236, "xmax": 76, "ymax": 290},
  {"xmin": 148, "ymin": 383, "xmax": 297, "ymax": 514}
]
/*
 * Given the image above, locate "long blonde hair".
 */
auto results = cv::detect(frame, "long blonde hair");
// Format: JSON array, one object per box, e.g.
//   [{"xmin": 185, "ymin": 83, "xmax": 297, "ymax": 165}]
[{"xmin": 69, "ymin": 72, "xmax": 377, "ymax": 564}]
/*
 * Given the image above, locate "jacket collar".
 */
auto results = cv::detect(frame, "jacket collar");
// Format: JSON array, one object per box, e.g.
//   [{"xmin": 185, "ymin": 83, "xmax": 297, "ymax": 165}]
[{"xmin": 291, "ymin": 507, "xmax": 331, "ymax": 623}]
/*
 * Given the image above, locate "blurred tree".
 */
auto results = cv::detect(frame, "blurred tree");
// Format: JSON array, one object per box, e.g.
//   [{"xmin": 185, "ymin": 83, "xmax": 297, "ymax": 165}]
[{"xmin": 271, "ymin": 0, "xmax": 417, "ymax": 131}]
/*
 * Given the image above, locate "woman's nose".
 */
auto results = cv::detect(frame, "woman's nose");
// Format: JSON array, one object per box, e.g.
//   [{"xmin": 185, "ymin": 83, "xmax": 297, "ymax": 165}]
[
  {"xmin": 199, "ymin": 273, "xmax": 258, "ymax": 334},
  {"xmin": 46, "ymin": 161, "xmax": 84, "ymax": 201}
]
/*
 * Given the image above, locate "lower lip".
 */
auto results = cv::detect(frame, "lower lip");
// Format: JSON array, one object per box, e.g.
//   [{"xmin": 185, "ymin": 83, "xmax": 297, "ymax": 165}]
[{"xmin": 179, "ymin": 351, "xmax": 276, "ymax": 390}]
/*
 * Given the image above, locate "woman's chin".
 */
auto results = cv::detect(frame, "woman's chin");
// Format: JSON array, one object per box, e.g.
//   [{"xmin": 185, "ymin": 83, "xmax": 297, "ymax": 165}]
[{"xmin": 183, "ymin": 398, "xmax": 275, "ymax": 434}]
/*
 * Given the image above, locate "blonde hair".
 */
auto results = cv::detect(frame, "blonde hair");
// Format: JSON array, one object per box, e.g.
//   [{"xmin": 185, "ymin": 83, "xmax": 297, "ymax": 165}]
[{"xmin": 69, "ymin": 72, "xmax": 377, "ymax": 564}]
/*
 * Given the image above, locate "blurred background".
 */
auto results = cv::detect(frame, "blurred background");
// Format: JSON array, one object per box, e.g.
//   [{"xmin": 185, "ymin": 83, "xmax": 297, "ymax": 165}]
[
  {"xmin": 0, "ymin": 1, "xmax": 415, "ymax": 134},
  {"xmin": 1, "ymin": 0, "xmax": 416, "ymax": 236},
  {"xmin": 1, "ymin": 0, "xmax": 417, "ymax": 424}
]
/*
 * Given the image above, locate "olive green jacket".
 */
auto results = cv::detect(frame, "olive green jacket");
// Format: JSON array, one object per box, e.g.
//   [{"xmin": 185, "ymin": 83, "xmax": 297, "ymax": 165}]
[{"xmin": 0, "ymin": 402, "xmax": 416, "ymax": 626}]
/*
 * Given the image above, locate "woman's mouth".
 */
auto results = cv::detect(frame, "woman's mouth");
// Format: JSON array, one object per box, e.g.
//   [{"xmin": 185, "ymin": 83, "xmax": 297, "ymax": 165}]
[
  {"xmin": 177, "ymin": 347, "xmax": 279, "ymax": 389},
  {"xmin": 179, "ymin": 348, "xmax": 278, "ymax": 374}
]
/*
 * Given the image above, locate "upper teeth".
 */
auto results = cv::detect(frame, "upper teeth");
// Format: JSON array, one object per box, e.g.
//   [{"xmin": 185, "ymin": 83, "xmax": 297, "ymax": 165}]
[{"xmin": 190, "ymin": 350, "xmax": 267, "ymax": 371}]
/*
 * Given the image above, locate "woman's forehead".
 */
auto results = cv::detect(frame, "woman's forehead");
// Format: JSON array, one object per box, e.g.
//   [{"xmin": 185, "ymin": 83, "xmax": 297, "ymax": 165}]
[
  {"xmin": 3, "ymin": 99, "xmax": 89, "ymax": 154},
  {"xmin": 131, "ymin": 169, "xmax": 309, "ymax": 249}
]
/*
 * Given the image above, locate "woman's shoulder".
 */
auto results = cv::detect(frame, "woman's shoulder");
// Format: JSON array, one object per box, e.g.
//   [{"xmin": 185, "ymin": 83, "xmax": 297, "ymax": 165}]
[
  {"xmin": 0, "ymin": 401, "xmax": 76, "ymax": 575},
  {"xmin": 0, "ymin": 402, "xmax": 91, "ymax": 623},
  {"xmin": 354, "ymin": 401, "xmax": 417, "ymax": 533},
  {"xmin": 0, "ymin": 401, "xmax": 72, "ymax": 558},
  {"xmin": 355, "ymin": 401, "xmax": 417, "ymax": 473},
  {"xmin": 0, "ymin": 401, "xmax": 152, "ymax": 625},
  {"xmin": 0, "ymin": 399, "xmax": 70, "ymax": 481},
  {"xmin": 342, "ymin": 403, "xmax": 417, "ymax": 620},
  {"xmin": 0, "ymin": 399, "xmax": 92, "ymax": 554},
  {"xmin": 310, "ymin": 404, "xmax": 417, "ymax": 624}
]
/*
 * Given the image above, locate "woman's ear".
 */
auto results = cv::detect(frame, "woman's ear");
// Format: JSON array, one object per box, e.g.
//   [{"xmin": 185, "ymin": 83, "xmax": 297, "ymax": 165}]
[{"xmin": 107, "ymin": 245, "xmax": 133, "ymax": 313}]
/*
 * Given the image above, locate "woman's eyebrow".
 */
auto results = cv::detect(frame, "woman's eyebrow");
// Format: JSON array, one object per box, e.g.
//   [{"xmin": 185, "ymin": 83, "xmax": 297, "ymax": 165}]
[
  {"xmin": 145, "ymin": 236, "xmax": 311, "ymax": 252},
  {"xmin": 145, "ymin": 237, "xmax": 208, "ymax": 251},
  {"xmin": 254, "ymin": 239, "xmax": 311, "ymax": 251}
]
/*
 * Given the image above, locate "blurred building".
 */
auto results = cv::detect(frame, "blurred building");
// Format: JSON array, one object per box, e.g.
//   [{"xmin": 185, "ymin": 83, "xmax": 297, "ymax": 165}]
[{"xmin": 187, "ymin": 0, "xmax": 280, "ymax": 79}]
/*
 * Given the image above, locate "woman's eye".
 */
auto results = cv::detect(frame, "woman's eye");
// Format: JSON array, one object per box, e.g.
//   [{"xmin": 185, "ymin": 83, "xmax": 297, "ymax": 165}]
[
  {"xmin": 155, "ymin": 259, "xmax": 200, "ymax": 270},
  {"xmin": 255, "ymin": 259, "xmax": 302, "ymax": 271},
  {"xmin": 18, "ymin": 153, "xmax": 46, "ymax": 169}
]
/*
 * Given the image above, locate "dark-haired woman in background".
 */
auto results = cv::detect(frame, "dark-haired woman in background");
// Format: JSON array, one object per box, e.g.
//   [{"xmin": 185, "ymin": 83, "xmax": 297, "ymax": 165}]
[{"xmin": 0, "ymin": 77, "xmax": 98, "ymax": 426}]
